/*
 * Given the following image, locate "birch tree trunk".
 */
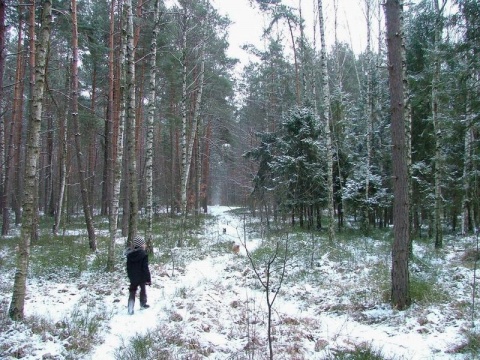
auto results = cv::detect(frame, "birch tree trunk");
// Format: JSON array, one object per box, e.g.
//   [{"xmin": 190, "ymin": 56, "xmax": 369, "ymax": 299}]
[
  {"xmin": 298, "ymin": 0, "xmax": 307, "ymax": 100},
  {"xmin": 462, "ymin": 118, "xmax": 474, "ymax": 235},
  {"xmin": 332, "ymin": 0, "xmax": 346, "ymax": 229},
  {"xmin": 364, "ymin": 0, "xmax": 373, "ymax": 232},
  {"xmin": 53, "ymin": 64, "xmax": 70, "ymax": 235},
  {"xmin": 9, "ymin": 0, "xmax": 52, "ymax": 320},
  {"xmin": 71, "ymin": 0, "xmax": 97, "ymax": 251},
  {"xmin": 180, "ymin": 5, "xmax": 207, "ymax": 221},
  {"xmin": 125, "ymin": 0, "xmax": 138, "ymax": 243},
  {"xmin": 18, "ymin": 0, "xmax": 35, "ymax": 230},
  {"xmin": 145, "ymin": 0, "xmax": 160, "ymax": 251},
  {"xmin": 184, "ymin": 35, "xmax": 205, "ymax": 211},
  {"xmin": 385, "ymin": 0, "xmax": 410, "ymax": 310},
  {"xmin": 317, "ymin": 0, "xmax": 335, "ymax": 242}
]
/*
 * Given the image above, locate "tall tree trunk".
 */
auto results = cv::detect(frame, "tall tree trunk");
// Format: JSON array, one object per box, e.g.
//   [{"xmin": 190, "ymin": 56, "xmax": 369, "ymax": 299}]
[
  {"xmin": 286, "ymin": 17, "xmax": 300, "ymax": 104},
  {"xmin": 180, "ymin": 5, "xmax": 207, "ymax": 219},
  {"xmin": 402, "ymin": 0, "xmax": 413, "ymax": 246},
  {"xmin": 88, "ymin": 67, "xmax": 98, "ymax": 214},
  {"xmin": 298, "ymin": 0, "xmax": 307, "ymax": 101},
  {"xmin": 20, "ymin": 0, "xmax": 36, "ymax": 232},
  {"xmin": 385, "ymin": 0, "xmax": 410, "ymax": 310},
  {"xmin": 179, "ymin": 6, "xmax": 188, "ymax": 221},
  {"xmin": 125, "ymin": 0, "xmax": 138, "ymax": 244},
  {"xmin": 317, "ymin": 0, "xmax": 335, "ymax": 242},
  {"xmin": 432, "ymin": 0, "xmax": 446, "ymax": 249},
  {"xmin": 107, "ymin": 0, "xmax": 126, "ymax": 271},
  {"xmin": 0, "ymin": 0, "xmax": 6, "ymax": 225},
  {"xmin": 53, "ymin": 63, "xmax": 70, "ymax": 235},
  {"xmin": 332, "ymin": 0, "xmax": 346, "ymax": 230},
  {"xmin": 461, "ymin": 93, "xmax": 473, "ymax": 235},
  {"xmin": 184, "ymin": 38, "xmax": 205, "ymax": 211},
  {"xmin": 102, "ymin": 0, "xmax": 118, "ymax": 218},
  {"xmin": 2, "ymin": 4, "xmax": 24, "ymax": 235},
  {"xmin": 102, "ymin": 84, "xmax": 112, "ymax": 217},
  {"xmin": 180, "ymin": 5, "xmax": 207, "ymax": 244},
  {"xmin": 45, "ymin": 112, "xmax": 54, "ymax": 216},
  {"xmin": 145, "ymin": 0, "xmax": 160, "ymax": 251},
  {"xmin": 364, "ymin": 0, "xmax": 373, "ymax": 232},
  {"xmin": 201, "ymin": 119, "xmax": 211, "ymax": 213},
  {"xmin": 9, "ymin": 0, "xmax": 52, "ymax": 320},
  {"xmin": 71, "ymin": 0, "xmax": 97, "ymax": 251}
]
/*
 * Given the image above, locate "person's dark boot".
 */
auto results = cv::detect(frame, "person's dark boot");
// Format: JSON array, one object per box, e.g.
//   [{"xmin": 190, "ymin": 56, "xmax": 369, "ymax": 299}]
[{"xmin": 140, "ymin": 303, "xmax": 150, "ymax": 309}]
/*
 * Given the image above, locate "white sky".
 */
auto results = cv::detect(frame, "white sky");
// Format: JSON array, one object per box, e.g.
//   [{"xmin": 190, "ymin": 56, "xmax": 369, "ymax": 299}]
[{"xmin": 210, "ymin": 0, "xmax": 377, "ymax": 66}]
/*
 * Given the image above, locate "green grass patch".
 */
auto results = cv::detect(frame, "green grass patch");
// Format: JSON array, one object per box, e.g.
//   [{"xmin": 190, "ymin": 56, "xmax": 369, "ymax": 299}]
[
  {"xmin": 148, "ymin": 213, "xmax": 207, "ymax": 249},
  {"xmin": 249, "ymin": 239, "xmax": 288, "ymax": 263},
  {"xmin": 409, "ymin": 274, "xmax": 449, "ymax": 304},
  {"xmin": 29, "ymin": 234, "xmax": 91, "ymax": 278}
]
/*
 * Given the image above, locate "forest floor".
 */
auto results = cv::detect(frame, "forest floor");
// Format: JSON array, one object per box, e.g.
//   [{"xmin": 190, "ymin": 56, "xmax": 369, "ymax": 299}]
[{"xmin": 0, "ymin": 206, "xmax": 479, "ymax": 359}]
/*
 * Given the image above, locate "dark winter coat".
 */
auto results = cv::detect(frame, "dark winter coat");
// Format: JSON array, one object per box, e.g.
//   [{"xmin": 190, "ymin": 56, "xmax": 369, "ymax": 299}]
[{"xmin": 126, "ymin": 248, "xmax": 151, "ymax": 285}]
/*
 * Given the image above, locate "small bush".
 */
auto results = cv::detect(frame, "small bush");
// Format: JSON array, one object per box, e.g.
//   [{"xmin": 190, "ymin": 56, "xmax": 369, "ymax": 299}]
[
  {"xmin": 114, "ymin": 325, "xmax": 212, "ymax": 359},
  {"xmin": 325, "ymin": 342, "xmax": 390, "ymax": 359},
  {"xmin": 0, "ymin": 299, "xmax": 12, "ymax": 334},
  {"xmin": 58, "ymin": 295, "xmax": 111, "ymax": 355},
  {"xmin": 26, "ymin": 314, "xmax": 56, "ymax": 339},
  {"xmin": 114, "ymin": 331, "xmax": 157, "ymax": 360},
  {"xmin": 462, "ymin": 248, "xmax": 480, "ymax": 264}
]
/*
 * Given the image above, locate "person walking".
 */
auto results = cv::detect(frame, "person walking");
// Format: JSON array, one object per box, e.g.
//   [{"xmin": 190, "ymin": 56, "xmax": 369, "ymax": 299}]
[{"xmin": 126, "ymin": 236, "xmax": 151, "ymax": 314}]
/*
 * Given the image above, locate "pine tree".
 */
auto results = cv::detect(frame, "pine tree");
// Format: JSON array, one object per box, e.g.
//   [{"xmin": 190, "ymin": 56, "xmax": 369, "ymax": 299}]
[{"xmin": 385, "ymin": 0, "xmax": 410, "ymax": 310}]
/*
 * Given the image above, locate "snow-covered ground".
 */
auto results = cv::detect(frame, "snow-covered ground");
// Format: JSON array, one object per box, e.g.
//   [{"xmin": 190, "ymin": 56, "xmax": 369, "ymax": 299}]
[{"xmin": 0, "ymin": 206, "xmax": 477, "ymax": 359}]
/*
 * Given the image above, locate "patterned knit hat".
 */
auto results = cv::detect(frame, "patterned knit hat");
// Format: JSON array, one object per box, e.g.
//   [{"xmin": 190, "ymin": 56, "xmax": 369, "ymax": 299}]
[{"xmin": 133, "ymin": 236, "xmax": 145, "ymax": 248}]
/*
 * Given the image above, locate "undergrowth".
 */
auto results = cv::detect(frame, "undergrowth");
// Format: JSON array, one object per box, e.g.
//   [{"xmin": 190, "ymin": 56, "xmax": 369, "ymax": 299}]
[
  {"xmin": 58, "ymin": 295, "xmax": 112, "ymax": 357},
  {"xmin": 452, "ymin": 328, "xmax": 480, "ymax": 359},
  {"xmin": 114, "ymin": 325, "xmax": 213, "ymax": 360},
  {"xmin": 324, "ymin": 342, "xmax": 392, "ymax": 359},
  {"xmin": 0, "ymin": 209, "xmax": 472, "ymax": 359}
]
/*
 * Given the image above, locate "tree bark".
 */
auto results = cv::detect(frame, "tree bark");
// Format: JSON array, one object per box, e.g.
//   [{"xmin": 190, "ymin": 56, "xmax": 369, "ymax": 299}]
[
  {"xmin": 317, "ymin": 0, "xmax": 335, "ymax": 242},
  {"xmin": 125, "ymin": 0, "xmax": 138, "ymax": 244},
  {"xmin": 145, "ymin": 0, "xmax": 160, "ymax": 251},
  {"xmin": 107, "ymin": 0, "xmax": 124, "ymax": 271},
  {"xmin": 71, "ymin": 0, "xmax": 97, "ymax": 251},
  {"xmin": 432, "ymin": 0, "xmax": 446, "ymax": 249},
  {"xmin": 201, "ymin": 120, "xmax": 212, "ymax": 213},
  {"xmin": 9, "ymin": 0, "xmax": 52, "ymax": 320},
  {"xmin": 0, "ymin": 0, "xmax": 6, "ymax": 228},
  {"xmin": 53, "ymin": 63, "xmax": 70, "ymax": 235},
  {"xmin": 461, "ymin": 95, "xmax": 473, "ymax": 235},
  {"xmin": 385, "ymin": 0, "xmax": 410, "ymax": 310},
  {"xmin": 179, "ymin": 6, "xmax": 188, "ymax": 222},
  {"xmin": 364, "ymin": 0, "xmax": 373, "ymax": 232},
  {"xmin": 2, "ymin": 3, "xmax": 24, "ymax": 235}
]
